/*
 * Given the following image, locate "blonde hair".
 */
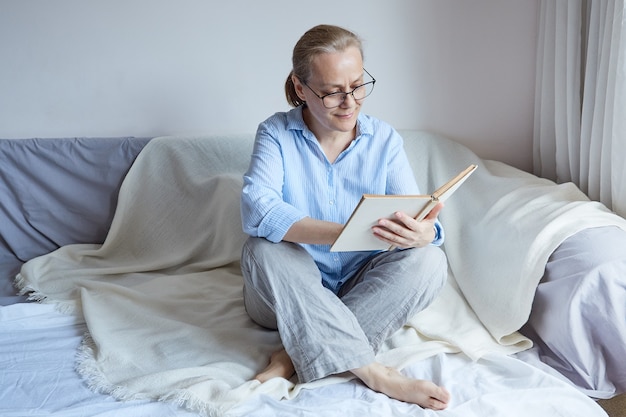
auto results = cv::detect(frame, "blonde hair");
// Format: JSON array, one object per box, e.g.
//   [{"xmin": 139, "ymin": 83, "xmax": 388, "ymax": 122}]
[{"xmin": 285, "ymin": 24, "xmax": 364, "ymax": 107}]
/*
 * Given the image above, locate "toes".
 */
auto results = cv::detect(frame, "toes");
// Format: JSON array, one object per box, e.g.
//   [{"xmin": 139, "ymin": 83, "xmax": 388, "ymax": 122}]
[
  {"xmin": 427, "ymin": 399, "xmax": 448, "ymax": 410},
  {"xmin": 421, "ymin": 386, "xmax": 450, "ymax": 410},
  {"xmin": 436, "ymin": 386, "xmax": 451, "ymax": 403}
]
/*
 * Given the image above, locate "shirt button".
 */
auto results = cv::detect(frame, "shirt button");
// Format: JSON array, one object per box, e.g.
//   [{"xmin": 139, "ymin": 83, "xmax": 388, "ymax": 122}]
[{"xmin": 329, "ymin": 200, "xmax": 334, "ymax": 205}]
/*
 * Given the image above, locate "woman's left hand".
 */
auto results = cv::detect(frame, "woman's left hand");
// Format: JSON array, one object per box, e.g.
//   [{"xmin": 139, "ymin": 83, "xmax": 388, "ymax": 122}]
[{"xmin": 371, "ymin": 203, "xmax": 444, "ymax": 248}]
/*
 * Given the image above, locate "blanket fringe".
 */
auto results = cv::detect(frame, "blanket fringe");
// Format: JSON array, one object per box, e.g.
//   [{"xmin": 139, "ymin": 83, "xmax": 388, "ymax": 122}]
[
  {"xmin": 76, "ymin": 332, "xmax": 149, "ymax": 401},
  {"xmin": 160, "ymin": 389, "xmax": 227, "ymax": 417},
  {"xmin": 76, "ymin": 332, "xmax": 227, "ymax": 417},
  {"xmin": 14, "ymin": 273, "xmax": 78, "ymax": 315},
  {"xmin": 14, "ymin": 272, "xmax": 42, "ymax": 300}
]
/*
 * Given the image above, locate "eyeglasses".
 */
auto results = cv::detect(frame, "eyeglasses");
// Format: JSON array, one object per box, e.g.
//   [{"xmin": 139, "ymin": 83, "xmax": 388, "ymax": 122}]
[{"xmin": 301, "ymin": 69, "xmax": 376, "ymax": 109}]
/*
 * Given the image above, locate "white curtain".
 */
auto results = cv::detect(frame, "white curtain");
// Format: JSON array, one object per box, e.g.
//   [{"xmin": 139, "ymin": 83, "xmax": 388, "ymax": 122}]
[{"xmin": 534, "ymin": 0, "xmax": 626, "ymax": 218}]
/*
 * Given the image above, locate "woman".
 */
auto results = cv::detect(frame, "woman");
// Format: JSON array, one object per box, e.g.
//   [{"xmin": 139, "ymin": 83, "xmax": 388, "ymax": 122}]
[{"xmin": 240, "ymin": 24, "xmax": 450, "ymax": 410}]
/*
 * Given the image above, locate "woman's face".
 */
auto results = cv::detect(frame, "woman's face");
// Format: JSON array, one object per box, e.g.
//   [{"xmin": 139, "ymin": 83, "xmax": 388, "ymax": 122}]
[{"xmin": 294, "ymin": 46, "xmax": 365, "ymax": 139}]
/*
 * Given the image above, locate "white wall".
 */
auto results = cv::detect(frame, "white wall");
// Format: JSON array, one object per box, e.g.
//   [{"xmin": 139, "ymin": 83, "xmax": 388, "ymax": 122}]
[{"xmin": 0, "ymin": 0, "xmax": 538, "ymax": 171}]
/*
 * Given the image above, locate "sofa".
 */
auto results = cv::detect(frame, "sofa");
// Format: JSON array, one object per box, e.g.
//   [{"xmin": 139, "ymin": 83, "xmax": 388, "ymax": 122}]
[{"xmin": 1, "ymin": 132, "xmax": 625, "ymax": 417}]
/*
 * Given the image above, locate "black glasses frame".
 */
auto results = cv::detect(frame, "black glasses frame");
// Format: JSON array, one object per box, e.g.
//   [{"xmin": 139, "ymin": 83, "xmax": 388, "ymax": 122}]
[{"xmin": 301, "ymin": 69, "xmax": 376, "ymax": 109}]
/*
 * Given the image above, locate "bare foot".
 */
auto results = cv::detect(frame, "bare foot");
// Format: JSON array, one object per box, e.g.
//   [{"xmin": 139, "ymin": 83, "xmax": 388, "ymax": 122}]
[
  {"xmin": 352, "ymin": 362, "xmax": 450, "ymax": 410},
  {"xmin": 255, "ymin": 349, "xmax": 295, "ymax": 383}
]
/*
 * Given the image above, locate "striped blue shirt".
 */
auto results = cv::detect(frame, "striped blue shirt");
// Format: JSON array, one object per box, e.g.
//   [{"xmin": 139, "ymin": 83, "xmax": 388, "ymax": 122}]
[{"xmin": 241, "ymin": 106, "xmax": 443, "ymax": 293}]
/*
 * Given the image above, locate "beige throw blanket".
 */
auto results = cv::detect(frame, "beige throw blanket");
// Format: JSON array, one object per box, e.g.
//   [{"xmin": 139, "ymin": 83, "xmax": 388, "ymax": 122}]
[
  {"xmin": 402, "ymin": 132, "xmax": 626, "ymax": 349},
  {"xmin": 16, "ymin": 134, "xmax": 626, "ymax": 416}
]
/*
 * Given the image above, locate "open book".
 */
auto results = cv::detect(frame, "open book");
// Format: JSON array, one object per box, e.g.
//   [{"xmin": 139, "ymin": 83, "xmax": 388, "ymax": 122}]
[{"xmin": 330, "ymin": 164, "xmax": 478, "ymax": 252}]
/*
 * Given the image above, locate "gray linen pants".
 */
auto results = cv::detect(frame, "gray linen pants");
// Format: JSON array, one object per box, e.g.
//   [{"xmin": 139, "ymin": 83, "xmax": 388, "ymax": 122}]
[{"xmin": 240, "ymin": 237, "xmax": 447, "ymax": 383}]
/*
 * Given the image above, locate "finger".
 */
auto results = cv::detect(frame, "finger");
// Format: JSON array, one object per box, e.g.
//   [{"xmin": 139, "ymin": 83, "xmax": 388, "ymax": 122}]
[
  {"xmin": 388, "ymin": 211, "xmax": 419, "ymax": 231},
  {"xmin": 373, "ymin": 226, "xmax": 406, "ymax": 245},
  {"xmin": 424, "ymin": 203, "xmax": 444, "ymax": 220}
]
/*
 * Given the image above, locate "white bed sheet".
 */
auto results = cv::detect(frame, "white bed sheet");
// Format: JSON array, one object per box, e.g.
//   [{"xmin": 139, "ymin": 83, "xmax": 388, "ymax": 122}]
[{"xmin": 1, "ymin": 302, "xmax": 608, "ymax": 417}]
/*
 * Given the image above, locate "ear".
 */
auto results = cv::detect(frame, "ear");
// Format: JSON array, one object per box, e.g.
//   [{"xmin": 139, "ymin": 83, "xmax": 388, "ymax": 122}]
[{"xmin": 292, "ymin": 74, "xmax": 307, "ymax": 102}]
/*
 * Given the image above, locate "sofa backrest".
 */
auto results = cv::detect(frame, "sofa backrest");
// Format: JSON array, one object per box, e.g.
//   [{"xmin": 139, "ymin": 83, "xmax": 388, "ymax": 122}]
[
  {"xmin": 0, "ymin": 134, "xmax": 262, "ymax": 300},
  {"xmin": 0, "ymin": 130, "xmax": 446, "ymax": 300},
  {"xmin": 0, "ymin": 137, "xmax": 151, "ymax": 298}
]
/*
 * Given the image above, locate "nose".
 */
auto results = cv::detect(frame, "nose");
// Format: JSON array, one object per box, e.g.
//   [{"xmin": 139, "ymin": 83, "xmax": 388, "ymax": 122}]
[{"xmin": 340, "ymin": 92, "xmax": 358, "ymax": 107}]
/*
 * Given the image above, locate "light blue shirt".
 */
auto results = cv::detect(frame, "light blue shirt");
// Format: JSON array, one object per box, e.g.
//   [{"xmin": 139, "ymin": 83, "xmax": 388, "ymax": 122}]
[{"xmin": 241, "ymin": 106, "xmax": 444, "ymax": 293}]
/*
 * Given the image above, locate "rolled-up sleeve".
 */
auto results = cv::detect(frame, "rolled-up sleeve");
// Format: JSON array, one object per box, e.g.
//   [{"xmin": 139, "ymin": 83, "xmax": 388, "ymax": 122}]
[
  {"xmin": 241, "ymin": 182, "xmax": 305, "ymax": 242},
  {"xmin": 432, "ymin": 221, "xmax": 444, "ymax": 246},
  {"xmin": 240, "ymin": 123, "xmax": 307, "ymax": 242}
]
